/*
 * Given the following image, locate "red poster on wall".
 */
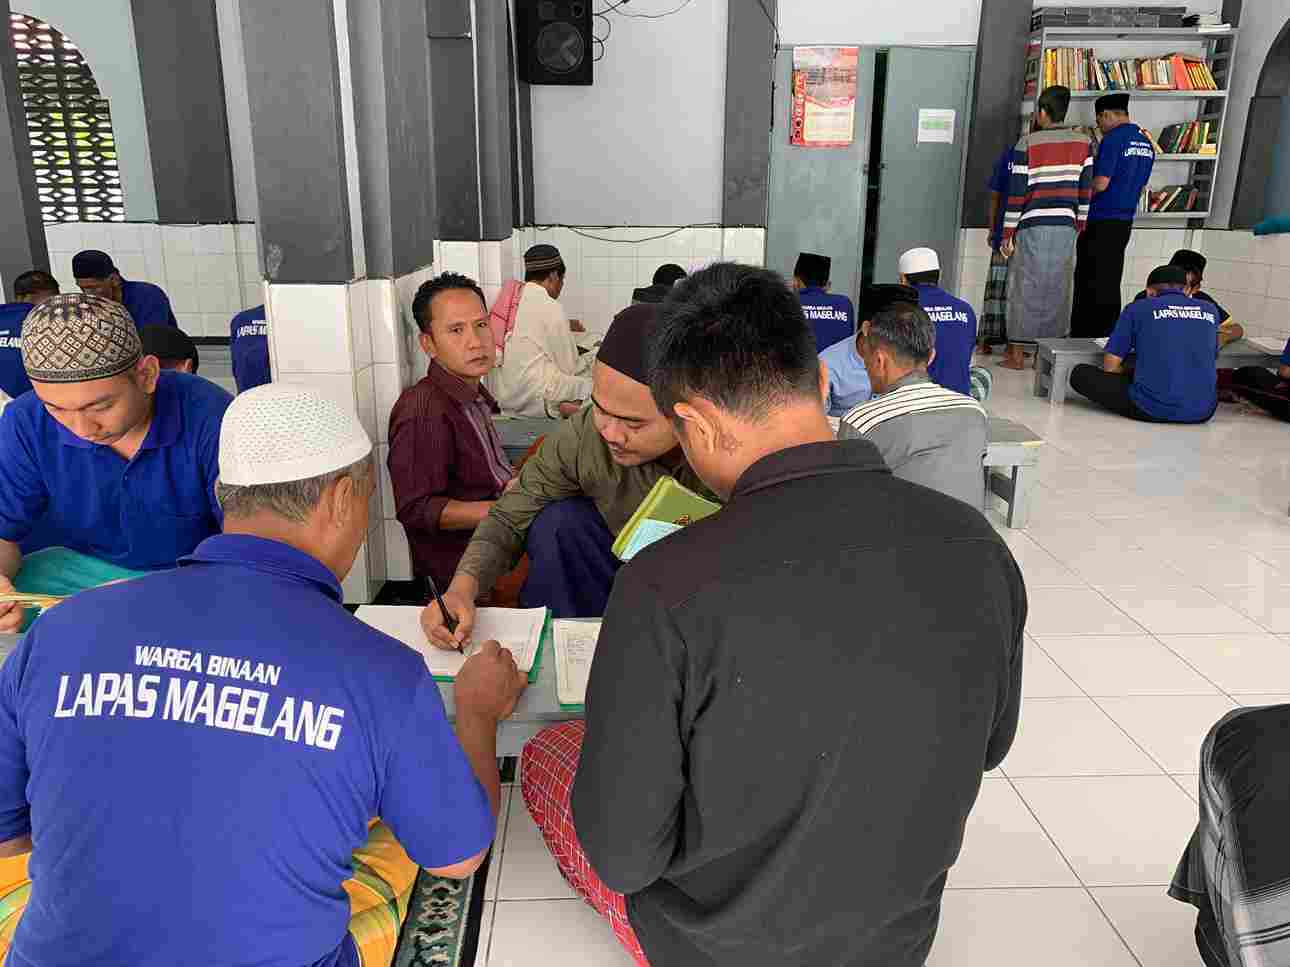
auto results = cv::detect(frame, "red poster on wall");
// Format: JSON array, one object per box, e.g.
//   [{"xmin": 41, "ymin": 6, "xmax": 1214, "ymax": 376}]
[{"xmin": 790, "ymin": 46, "xmax": 859, "ymax": 148}]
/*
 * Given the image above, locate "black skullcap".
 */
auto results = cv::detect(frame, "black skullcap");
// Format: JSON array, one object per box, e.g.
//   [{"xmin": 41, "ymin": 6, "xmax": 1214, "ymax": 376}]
[
  {"xmin": 793, "ymin": 252, "xmax": 831, "ymax": 281},
  {"xmin": 596, "ymin": 303, "xmax": 658, "ymax": 385},
  {"xmin": 72, "ymin": 249, "xmax": 116, "ymax": 280},
  {"xmin": 1147, "ymin": 264, "xmax": 1187, "ymax": 289},
  {"xmin": 139, "ymin": 325, "xmax": 200, "ymax": 373},
  {"xmin": 1095, "ymin": 92, "xmax": 1130, "ymax": 114},
  {"xmin": 859, "ymin": 283, "xmax": 920, "ymax": 320},
  {"xmin": 1169, "ymin": 249, "xmax": 1206, "ymax": 277},
  {"xmin": 651, "ymin": 263, "xmax": 687, "ymax": 287},
  {"xmin": 524, "ymin": 244, "xmax": 563, "ymax": 274}
]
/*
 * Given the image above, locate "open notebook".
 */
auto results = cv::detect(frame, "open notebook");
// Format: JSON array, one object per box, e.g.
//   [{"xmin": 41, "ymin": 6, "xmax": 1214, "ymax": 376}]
[
  {"xmin": 354, "ymin": 605, "xmax": 548, "ymax": 683},
  {"xmin": 1245, "ymin": 335, "xmax": 1288, "ymax": 356},
  {"xmin": 553, "ymin": 619, "xmax": 601, "ymax": 709}
]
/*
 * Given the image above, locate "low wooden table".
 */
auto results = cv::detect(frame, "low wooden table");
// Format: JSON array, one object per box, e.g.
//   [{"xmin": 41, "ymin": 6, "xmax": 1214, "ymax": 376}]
[
  {"xmin": 985, "ymin": 417, "xmax": 1044, "ymax": 528},
  {"xmin": 1035, "ymin": 338, "xmax": 1281, "ymax": 405}
]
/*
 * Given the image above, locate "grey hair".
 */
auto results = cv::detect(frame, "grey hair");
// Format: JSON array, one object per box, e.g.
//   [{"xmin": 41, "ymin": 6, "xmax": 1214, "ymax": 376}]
[{"xmin": 215, "ymin": 456, "xmax": 373, "ymax": 524}]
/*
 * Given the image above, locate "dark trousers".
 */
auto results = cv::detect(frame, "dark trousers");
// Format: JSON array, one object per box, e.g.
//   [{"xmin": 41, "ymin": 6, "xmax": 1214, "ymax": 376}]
[
  {"xmin": 1070, "ymin": 364, "xmax": 1214, "ymax": 423},
  {"xmin": 1231, "ymin": 367, "xmax": 1290, "ymax": 422},
  {"xmin": 520, "ymin": 497, "xmax": 620, "ymax": 618},
  {"xmin": 1071, "ymin": 219, "xmax": 1133, "ymax": 338}
]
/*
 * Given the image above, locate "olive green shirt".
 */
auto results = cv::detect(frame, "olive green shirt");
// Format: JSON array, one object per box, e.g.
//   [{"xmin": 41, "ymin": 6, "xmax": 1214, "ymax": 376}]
[{"xmin": 458, "ymin": 407, "xmax": 712, "ymax": 592}]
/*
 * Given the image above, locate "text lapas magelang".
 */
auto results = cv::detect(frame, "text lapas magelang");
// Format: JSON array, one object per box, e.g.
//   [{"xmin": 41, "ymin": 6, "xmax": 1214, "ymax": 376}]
[{"xmin": 51, "ymin": 646, "xmax": 345, "ymax": 751}]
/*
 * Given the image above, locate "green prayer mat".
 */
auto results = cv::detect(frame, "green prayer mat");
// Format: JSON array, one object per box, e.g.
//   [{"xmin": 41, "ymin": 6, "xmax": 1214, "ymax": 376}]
[{"xmin": 13, "ymin": 547, "xmax": 149, "ymax": 631}]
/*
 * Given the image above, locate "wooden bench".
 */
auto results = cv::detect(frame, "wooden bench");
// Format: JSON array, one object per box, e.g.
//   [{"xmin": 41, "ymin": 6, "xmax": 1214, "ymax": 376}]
[
  {"xmin": 985, "ymin": 417, "xmax": 1044, "ymax": 528},
  {"xmin": 1035, "ymin": 337, "xmax": 1281, "ymax": 405}
]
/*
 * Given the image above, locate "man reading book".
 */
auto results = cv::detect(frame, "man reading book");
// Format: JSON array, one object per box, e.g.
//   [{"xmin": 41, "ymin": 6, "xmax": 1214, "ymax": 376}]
[
  {"xmin": 421, "ymin": 304, "xmax": 711, "ymax": 633},
  {"xmin": 520, "ymin": 262, "xmax": 1025, "ymax": 967}
]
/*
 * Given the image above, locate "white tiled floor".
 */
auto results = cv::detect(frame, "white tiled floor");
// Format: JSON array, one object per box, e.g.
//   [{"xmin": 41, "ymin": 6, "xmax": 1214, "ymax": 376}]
[{"xmin": 475, "ymin": 362, "xmax": 1290, "ymax": 965}]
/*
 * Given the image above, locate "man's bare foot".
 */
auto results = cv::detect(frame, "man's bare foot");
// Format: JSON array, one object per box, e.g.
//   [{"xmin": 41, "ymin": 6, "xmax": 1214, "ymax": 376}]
[{"xmin": 998, "ymin": 345, "xmax": 1028, "ymax": 370}]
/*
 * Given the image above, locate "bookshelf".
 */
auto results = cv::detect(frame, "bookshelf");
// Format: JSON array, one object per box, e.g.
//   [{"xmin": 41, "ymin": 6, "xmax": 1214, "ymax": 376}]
[{"xmin": 1019, "ymin": 22, "xmax": 1238, "ymax": 225}]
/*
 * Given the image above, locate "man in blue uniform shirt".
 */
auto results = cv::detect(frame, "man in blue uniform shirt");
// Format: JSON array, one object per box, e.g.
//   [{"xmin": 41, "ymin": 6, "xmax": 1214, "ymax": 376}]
[
  {"xmin": 72, "ymin": 249, "xmax": 178, "ymax": 329},
  {"xmin": 1071, "ymin": 93, "xmax": 1155, "ymax": 338},
  {"xmin": 0, "ymin": 270, "xmax": 59, "ymax": 399},
  {"xmin": 793, "ymin": 252, "xmax": 855, "ymax": 353},
  {"xmin": 0, "ymin": 383, "xmax": 524, "ymax": 967},
  {"xmin": 0, "ymin": 295, "xmax": 232, "ymax": 633},
  {"xmin": 230, "ymin": 303, "xmax": 269, "ymax": 392},
  {"xmin": 1069, "ymin": 265, "xmax": 1243, "ymax": 423},
  {"xmin": 898, "ymin": 247, "xmax": 978, "ymax": 397},
  {"xmin": 820, "ymin": 283, "xmax": 919, "ymax": 417}
]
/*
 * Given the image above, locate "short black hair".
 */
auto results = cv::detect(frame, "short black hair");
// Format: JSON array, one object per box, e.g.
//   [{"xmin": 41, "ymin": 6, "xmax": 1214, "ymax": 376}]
[
  {"xmin": 13, "ymin": 269, "xmax": 58, "ymax": 301},
  {"xmin": 1169, "ymin": 249, "xmax": 1206, "ymax": 280},
  {"xmin": 652, "ymin": 263, "xmax": 687, "ymax": 286},
  {"xmin": 412, "ymin": 272, "xmax": 487, "ymax": 335},
  {"xmin": 650, "ymin": 262, "xmax": 818, "ymax": 422},
  {"xmin": 796, "ymin": 262, "xmax": 829, "ymax": 288},
  {"xmin": 864, "ymin": 303, "xmax": 936, "ymax": 366},
  {"xmin": 1037, "ymin": 85, "xmax": 1071, "ymax": 124},
  {"xmin": 524, "ymin": 262, "xmax": 566, "ymax": 284},
  {"xmin": 904, "ymin": 269, "xmax": 940, "ymax": 287}
]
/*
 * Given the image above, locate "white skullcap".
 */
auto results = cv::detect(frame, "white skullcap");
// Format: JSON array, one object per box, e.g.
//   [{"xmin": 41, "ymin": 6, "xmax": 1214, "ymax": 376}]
[
  {"xmin": 219, "ymin": 383, "xmax": 372, "ymax": 487},
  {"xmin": 898, "ymin": 247, "xmax": 940, "ymax": 276}
]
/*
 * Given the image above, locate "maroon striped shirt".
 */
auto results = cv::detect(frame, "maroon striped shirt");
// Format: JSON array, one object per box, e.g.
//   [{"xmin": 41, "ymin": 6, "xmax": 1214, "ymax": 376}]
[{"xmin": 387, "ymin": 360, "xmax": 513, "ymax": 586}]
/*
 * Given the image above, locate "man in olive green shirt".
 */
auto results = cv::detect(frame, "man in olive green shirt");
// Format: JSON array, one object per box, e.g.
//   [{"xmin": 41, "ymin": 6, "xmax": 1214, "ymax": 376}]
[{"xmin": 422, "ymin": 304, "xmax": 709, "ymax": 641}]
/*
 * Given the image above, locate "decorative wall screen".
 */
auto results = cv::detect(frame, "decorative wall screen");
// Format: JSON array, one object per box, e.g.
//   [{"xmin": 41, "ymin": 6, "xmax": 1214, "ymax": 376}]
[{"xmin": 9, "ymin": 12, "xmax": 124, "ymax": 223}]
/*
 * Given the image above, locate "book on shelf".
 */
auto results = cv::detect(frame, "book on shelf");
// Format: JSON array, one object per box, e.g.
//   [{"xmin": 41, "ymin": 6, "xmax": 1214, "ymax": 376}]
[
  {"xmin": 1041, "ymin": 47, "xmax": 1219, "ymax": 93},
  {"xmin": 1154, "ymin": 121, "xmax": 1218, "ymax": 155},
  {"xmin": 1146, "ymin": 184, "xmax": 1204, "ymax": 213}
]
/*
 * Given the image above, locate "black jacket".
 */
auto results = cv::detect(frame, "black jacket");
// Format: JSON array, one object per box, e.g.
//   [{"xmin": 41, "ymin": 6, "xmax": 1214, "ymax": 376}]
[{"xmin": 571, "ymin": 438, "xmax": 1026, "ymax": 967}]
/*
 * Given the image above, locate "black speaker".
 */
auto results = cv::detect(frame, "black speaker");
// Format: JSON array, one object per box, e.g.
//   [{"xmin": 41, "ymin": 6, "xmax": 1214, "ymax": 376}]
[{"xmin": 517, "ymin": 0, "xmax": 593, "ymax": 86}]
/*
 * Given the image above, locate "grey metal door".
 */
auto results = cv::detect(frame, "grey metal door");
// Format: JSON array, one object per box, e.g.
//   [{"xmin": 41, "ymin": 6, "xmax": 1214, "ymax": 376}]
[
  {"xmin": 766, "ymin": 48, "xmax": 876, "ymax": 307},
  {"xmin": 871, "ymin": 47, "xmax": 975, "ymax": 293}
]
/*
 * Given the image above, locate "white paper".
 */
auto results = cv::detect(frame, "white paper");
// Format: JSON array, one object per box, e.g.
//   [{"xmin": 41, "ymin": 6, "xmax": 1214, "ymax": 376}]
[
  {"xmin": 917, "ymin": 108, "xmax": 956, "ymax": 144},
  {"xmin": 354, "ymin": 605, "xmax": 546, "ymax": 679},
  {"xmin": 618, "ymin": 519, "xmax": 682, "ymax": 561},
  {"xmin": 553, "ymin": 619, "xmax": 601, "ymax": 707},
  {"xmin": 1244, "ymin": 335, "xmax": 1287, "ymax": 356},
  {"xmin": 1093, "ymin": 337, "xmax": 1109, "ymax": 349}
]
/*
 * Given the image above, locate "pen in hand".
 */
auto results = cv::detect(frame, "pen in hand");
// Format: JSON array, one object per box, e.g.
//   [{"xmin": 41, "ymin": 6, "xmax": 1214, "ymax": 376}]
[{"xmin": 425, "ymin": 574, "xmax": 462, "ymax": 652}]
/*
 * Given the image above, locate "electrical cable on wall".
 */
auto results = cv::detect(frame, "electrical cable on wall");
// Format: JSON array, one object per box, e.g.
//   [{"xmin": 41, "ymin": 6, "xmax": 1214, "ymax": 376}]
[
  {"xmin": 532, "ymin": 223, "xmax": 723, "ymax": 244},
  {"xmin": 593, "ymin": 0, "xmax": 702, "ymax": 61}
]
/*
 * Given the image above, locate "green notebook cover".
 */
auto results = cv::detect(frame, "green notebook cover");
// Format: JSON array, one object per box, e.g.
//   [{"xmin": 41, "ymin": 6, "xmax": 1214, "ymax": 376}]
[{"xmin": 611, "ymin": 476, "xmax": 721, "ymax": 562}]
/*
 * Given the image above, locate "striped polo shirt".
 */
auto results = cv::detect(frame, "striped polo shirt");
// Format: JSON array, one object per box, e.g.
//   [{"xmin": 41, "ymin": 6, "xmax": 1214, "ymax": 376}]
[{"xmin": 1002, "ymin": 125, "xmax": 1095, "ymax": 242}]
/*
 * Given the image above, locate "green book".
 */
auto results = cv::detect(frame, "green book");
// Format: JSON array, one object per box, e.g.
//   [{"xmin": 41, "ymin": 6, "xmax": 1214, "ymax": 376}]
[{"xmin": 611, "ymin": 476, "xmax": 721, "ymax": 562}]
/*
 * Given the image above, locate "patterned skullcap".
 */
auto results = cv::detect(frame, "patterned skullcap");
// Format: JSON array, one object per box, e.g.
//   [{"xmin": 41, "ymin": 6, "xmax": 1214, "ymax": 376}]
[
  {"xmin": 21, "ymin": 293, "xmax": 142, "ymax": 384},
  {"xmin": 524, "ymin": 244, "xmax": 564, "ymax": 274}
]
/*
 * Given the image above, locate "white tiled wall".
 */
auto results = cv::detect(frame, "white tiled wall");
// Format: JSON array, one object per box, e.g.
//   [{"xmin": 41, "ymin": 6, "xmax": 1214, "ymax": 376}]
[
  {"xmin": 43, "ymin": 222, "xmax": 263, "ymax": 338},
  {"xmin": 953, "ymin": 226, "xmax": 1290, "ymax": 342}
]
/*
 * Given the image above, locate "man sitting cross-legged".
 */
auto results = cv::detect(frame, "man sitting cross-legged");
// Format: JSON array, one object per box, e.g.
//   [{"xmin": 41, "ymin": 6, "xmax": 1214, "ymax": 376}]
[
  {"xmin": 0, "ymin": 384, "xmax": 526, "ymax": 967},
  {"xmin": 838, "ymin": 301, "xmax": 988, "ymax": 510},
  {"xmin": 0, "ymin": 295, "xmax": 232, "ymax": 633},
  {"xmin": 520, "ymin": 262, "xmax": 1025, "ymax": 967}
]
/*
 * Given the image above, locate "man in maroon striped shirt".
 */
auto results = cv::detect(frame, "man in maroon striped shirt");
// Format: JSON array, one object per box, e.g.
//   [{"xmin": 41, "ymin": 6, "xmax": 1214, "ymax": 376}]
[{"xmin": 388, "ymin": 274, "xmax": 515, "ymax": 590}]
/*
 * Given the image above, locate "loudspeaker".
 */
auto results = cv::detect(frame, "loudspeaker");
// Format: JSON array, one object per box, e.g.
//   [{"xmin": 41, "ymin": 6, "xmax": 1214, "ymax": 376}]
[{"xmin": 517, "ymin": 0, "xmax": 593, "ymax": 86}]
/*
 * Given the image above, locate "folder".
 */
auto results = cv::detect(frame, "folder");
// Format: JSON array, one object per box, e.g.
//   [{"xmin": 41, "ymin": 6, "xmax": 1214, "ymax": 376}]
[{"xmin": 611, "ymin": 476, "xmax": 720, "ymax": 562}]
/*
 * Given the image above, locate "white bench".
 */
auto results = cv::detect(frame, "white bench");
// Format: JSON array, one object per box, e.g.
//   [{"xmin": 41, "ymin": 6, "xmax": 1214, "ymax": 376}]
[{"xmin": 984, "ymin": 417, "xmax": 1044, "ymax": 528}]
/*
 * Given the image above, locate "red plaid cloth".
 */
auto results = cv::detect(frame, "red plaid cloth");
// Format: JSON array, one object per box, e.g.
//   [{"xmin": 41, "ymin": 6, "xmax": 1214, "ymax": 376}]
[{"xmin": 520, "ymin": 721, "xmax": 651, "ymax": 966}]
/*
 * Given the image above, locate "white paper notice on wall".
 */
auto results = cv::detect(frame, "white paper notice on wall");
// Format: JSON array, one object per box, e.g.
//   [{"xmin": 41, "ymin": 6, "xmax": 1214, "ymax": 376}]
[{"xmin": 917, "ymin": 109, "xmax": 956, "ymax": 144}]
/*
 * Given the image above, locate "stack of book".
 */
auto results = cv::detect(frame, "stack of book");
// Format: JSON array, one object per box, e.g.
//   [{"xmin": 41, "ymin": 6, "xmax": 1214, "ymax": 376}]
[
  {"xmin": 1145, "ymin": 184, "xmax": 1206, "ymax": 212},
  {"xmin": 1031, "ymin": 6, "xmax": 1186, "ymax": 30},
  {"xmin": 1156, "ymin": 120, "xmax": 1218, "ymax": 155},
  {"xmin": 1040, "ymin": 48, "xmax": 1219, "ymax": 91}
]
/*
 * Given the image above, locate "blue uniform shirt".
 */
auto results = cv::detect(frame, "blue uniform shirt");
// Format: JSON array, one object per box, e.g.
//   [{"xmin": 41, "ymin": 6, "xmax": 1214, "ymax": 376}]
[
  {"xmin": 0, "ymin": 534, "xmax": 493, "ymax": 967},
  {"xmin": 0, "ymin": 371, "xmax": 232, "ymax": 570},
  {"xmin": 918, "ymin": 285, "xmax": 977, "ymax": 397},
  {"xmin": 1089, "ymin": 123, "xmax": 1155, "ymax": 222},
  {"xmin": 230, "ymin": 304, "xmax": 269, "ymax": 392},
  {"xmin": 820, "ymin": 335, "xmax": 871, "ymax": 417},
  {"xmin": 989, "ymin": 148, "xmax": 1012, "ymax": 250},
  {"xmin": 799, "ymin": 287, "xmax": 855, "ymax": 353},
  {"xmin": 1106, "ymin": 289, "xmax": 1220, "ymax": 422},
  {"xmin": 0, "ymin": 303, "xmax": 33, "ymax": 399},
  {"xmin": 121, "ymin": 279, "xmax": 178, "ymax": 329},
  {"xmin": 1282, "ymin": 337, "xmax": 1290, "ymax": 367}
]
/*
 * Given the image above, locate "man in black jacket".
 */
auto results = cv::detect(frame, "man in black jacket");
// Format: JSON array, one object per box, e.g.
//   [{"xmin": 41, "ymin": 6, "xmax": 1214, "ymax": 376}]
[{"xmin": 519, "ymin": 262, "xmax": 1027, "ymax": 967}]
